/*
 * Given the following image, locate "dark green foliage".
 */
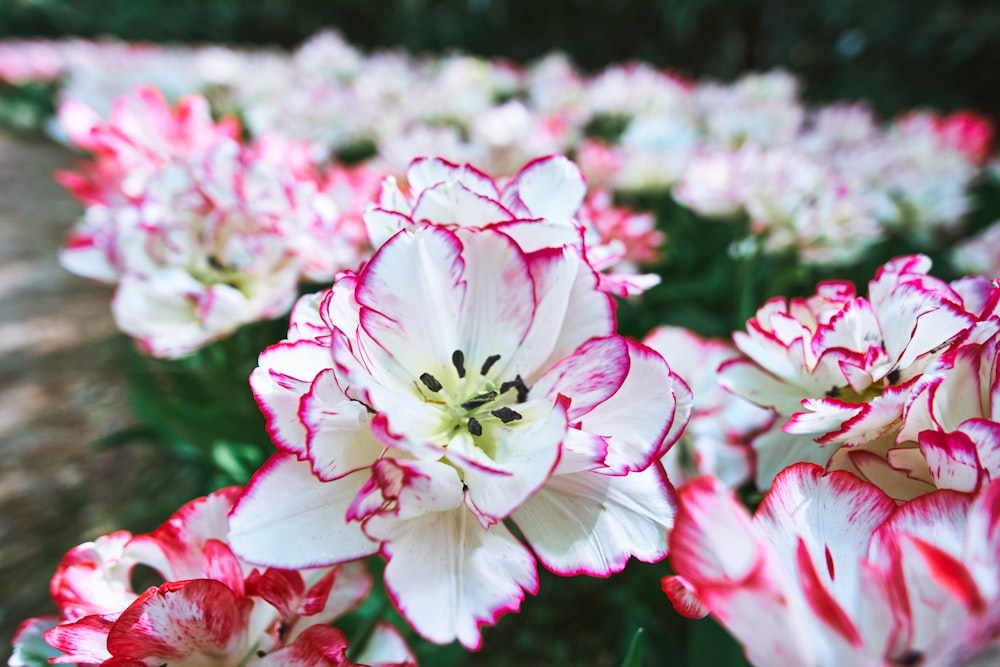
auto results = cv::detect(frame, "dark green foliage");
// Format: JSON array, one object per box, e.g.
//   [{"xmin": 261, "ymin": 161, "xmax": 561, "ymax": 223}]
[{"xmin": 2, "ymin": 0, "xmax": 998, "ymax": 122}]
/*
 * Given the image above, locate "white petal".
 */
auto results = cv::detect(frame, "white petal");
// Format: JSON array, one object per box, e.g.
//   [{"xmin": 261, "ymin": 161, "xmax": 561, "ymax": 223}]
[
  {"xmin": 379, "ymin": 508, "xmax": 537, "ymax": 649},
  {"xmin": 513, "ymin": 463, "xmax": 675, "ymax": 576},
  {"xmin": 502, "ymin": 155, "xmax": 587, "ymax": 222},
  {"xmin": 228, "ymin": 454, "xmax": 379, "ymax": 569}
]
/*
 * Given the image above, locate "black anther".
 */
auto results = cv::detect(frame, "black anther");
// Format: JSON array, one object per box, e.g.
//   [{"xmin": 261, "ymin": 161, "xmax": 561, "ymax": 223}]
[
  {"xmin": 467, "ymin": 417, "xmax": 483, "ymax": 436},
  {"xmin": 461, "ymin": 391, "xmax": 497, "ymax": 410},
  {"xmin": 452, "ymin": 350, "xmax": 466, "ymax": 378},
  {"xmin": 419, "ymin": 372, "xmax": 443, "ymax": 392},
  {"xmin": 500, "ymin": 375, "xmax": 530, "ymax": 402},
  {"xmin": 480, "ymin": 354, "xmax": 501, "ymax": 376},
  {"xmin": 490, "ymin": 407, "xmax": 522, "ymax": 423}
]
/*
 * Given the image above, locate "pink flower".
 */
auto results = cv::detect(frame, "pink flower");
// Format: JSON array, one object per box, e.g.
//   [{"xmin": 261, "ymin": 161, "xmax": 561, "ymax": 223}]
[
  {"xmin": 664, "ymin": 464, "xmax": 1000, "ymax": 667},
  {"xmin": 229, "ymin": 223, "xmax": 691, "ymax": 648},
  {"xmin": 720, "ymin": 255, "xmax": 986, "ymax": 490},
  {"xmin": 934, "ymin": 110, "xmax": 994, "ymax": 166},
  {"xmin": 55, "ymin": 85, "xmax": 240, "ymax": 206},
  {"xmin": 11, "ymin": 488, "xmax": 413, "ymax": 666},
  {"xmin": 846, "ymin": 324, "xmax": 1000, "ymax": 500},
  {"xmin": 577, "ymin": 190, "xmax": 665, "ymax": 297}
]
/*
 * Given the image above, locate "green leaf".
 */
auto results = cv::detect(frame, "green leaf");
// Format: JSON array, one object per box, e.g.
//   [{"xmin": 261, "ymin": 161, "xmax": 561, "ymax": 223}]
[{"xmin": 620, "ymin": 627, "xmax": 644, "ymax": 667}]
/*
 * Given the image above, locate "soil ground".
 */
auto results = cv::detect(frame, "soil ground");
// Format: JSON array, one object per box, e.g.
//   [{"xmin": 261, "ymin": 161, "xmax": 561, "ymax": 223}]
[{"xmin": 0, "ymin": 132, "xmax": 190, "ymax": 662}]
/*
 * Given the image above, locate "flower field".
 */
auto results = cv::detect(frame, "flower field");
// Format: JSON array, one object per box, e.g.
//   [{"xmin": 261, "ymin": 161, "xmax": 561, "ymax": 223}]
[{"xmin": 2, "ymin": 21, "xmax": 1000, "ymax": 667}]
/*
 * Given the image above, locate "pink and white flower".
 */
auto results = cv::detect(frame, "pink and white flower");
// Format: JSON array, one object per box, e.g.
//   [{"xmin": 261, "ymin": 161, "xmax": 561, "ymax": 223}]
[
  {"xmin": 664, "ymin": 463, "xmax": 1000, "ymax": 667},
  {"xmin": 55, "ymin": 85, "xmax": 241, "ymax": 207},
  {"xmin": 720, "ymin": 255, "xmax": 986, "ymax": 490},
  {"xmin": 366, "ymin": 155, "xmax": 662, "ymax": 296},
  {"xmin": 11, "ymin": 488, "xmax": 412, "ymax": 667},
  {"xmin": 56, "ymin": 87, "xmax": 374, "ymax": 357},
  {"xmin": 644, "ymin": 326, "xmax": 770, "ymax": 488},
  {"xmin": 229, "ymin": 222, "xmax": 691, "ymax": 648}
]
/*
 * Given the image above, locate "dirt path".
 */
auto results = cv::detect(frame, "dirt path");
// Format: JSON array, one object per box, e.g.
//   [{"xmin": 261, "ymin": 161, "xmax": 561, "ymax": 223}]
[{"xmin": 0, "ymin": 132, "xmax": 170, "ymax": 660}]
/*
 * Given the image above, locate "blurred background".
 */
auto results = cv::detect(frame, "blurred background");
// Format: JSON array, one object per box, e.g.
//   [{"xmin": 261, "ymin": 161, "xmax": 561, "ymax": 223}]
[
  {"xmin": 1, "ymin": 1, "xmax": 998, "ymax": 665},
  {"xmin": 2, "ymin": 0, "xmax": 999, "ymax": 120}
]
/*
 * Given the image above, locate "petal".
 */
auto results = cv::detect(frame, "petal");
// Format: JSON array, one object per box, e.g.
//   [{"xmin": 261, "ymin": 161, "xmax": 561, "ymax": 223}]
[
  {"xmin": 514, "ymin": 463, "xmax": 676, "ymax": 576},
  {"xmin": 531, "ymin": 336, "xmax": 629, "ymax": 423},
  {"xmin": 45, "ymin": 615, "xmax": 115, "ymax": 664},
  {"xmin": 252, "ymin": 343, "xmax": 330, "ymax": 458},
  {"xmin": 106, "ymin": 580, "xmax": 254, "ymax": 663},
  {"xmin": 587, "ymin": 339, "xmax": 693, "ymax": 474},
  {"xmin": 501, "ymin": 155, "xmax": 587, "ymax": 222},
  {"xmin": 350, "ymin": 621, "xmax": 417, "ymax": 667},
  {"xmin": 228, "ymin": 454, "xmax": 379, "ymax": 569},
  {"xmin": 661, "ymin": 576, "xmax": 709, "ymax": 619},
  {"xmin": 410, "ymin": 182, "xmax": 512, "ymax": 227},
  {"xmin": 755, "ymin": 464, "xmax": 896, "ymax": 611},
  {"xmin": 919, "ymin": 429, "xmax": 983, "ymax": 493},
  {"xmin": 125, "ymin": 487, "xmax": 242, "ymax": 582},
  {"xmin": 255, "ymin": 625, "xmax": 357, "ymax": 667},
  {"xmin": 379, "ymin": 508, "xmax": 537, "ymax": 649},
  {"xmin": 516, "ymin": 246, "xmax": 614, "ymax": 379},
  {"xmin": 302, "ymin": 369, "xmax": 384, "ymax": 481}
]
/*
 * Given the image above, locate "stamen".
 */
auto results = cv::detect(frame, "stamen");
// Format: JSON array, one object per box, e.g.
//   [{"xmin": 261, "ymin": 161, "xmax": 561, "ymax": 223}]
[
  {"xmin": 461, "ymin": 391, "xmax": 498, "ymax": 410},
  {"xmin": 467, "ymin": 417, "xmax": 483, "ymax": 436},
  {"xmin": 419, "ymin": 372, "xmax": 443, "ymax": 392},
  {"xmin": 350, "ymin": 398, "xmax": 376, "ymax": 414},
  {"xmin": 452, "ymin": 350, "xmax": 466, "ymax": 378},
  {"xmin": 500, "ymin": 375, "xmax": 530, "ymax": 402},
  {"xmin": 480, "ymin": 354, "xmax": 501, "ymax": 376},
  {"xmin": 491, "ymin": 407, "xmax": 522, "ymax": 423}
]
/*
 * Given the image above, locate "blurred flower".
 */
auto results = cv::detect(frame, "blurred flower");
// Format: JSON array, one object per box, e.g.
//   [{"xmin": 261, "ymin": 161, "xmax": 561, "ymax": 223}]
[
  {"xmin": 665, "ymin": 464, "xmax": 1000, "ymax": 667},
  {"xmin": 952, "ymin": 220, "xmax": 1000, "ymax": 277},
  {"xmin": 10, "ymin": 488, "xmax": 413, "ymax": 667},
  {"xmin": 720, "ymin": 255, "xmax": 987, "ymax": 490},
  {"xmin": 644, "ymin": 326, "xmax": 770, "ymax": 488}
]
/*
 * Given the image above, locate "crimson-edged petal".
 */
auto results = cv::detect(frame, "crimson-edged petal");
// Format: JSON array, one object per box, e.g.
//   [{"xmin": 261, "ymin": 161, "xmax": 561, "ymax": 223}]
[
  {"xmin": 514, "ymin": 463, "xmax": 676, "ymax": 576},
  {"xmin": 251, "ymin": 340, "xmax": 333, "ymax": 457},
  {"xmin": 228, "ymin": 454, "xmax": 379, "ymax": 569},
  {"xmin": 377, "ymin": 508, "xmax": 537, "ymax": 649},
  {"xmin": 105, "ymin": 580, "xmax": 256, "ymax": 664}
]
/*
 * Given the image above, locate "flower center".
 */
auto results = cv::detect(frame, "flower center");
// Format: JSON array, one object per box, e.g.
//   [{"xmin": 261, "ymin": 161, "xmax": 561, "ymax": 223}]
[{"xmin": 417, "ymin": 349, "xmax": 530, "ymax": 440}]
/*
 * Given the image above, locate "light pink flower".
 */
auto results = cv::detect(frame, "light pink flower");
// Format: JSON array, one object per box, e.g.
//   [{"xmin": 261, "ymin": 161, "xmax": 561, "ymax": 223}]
[
  {"xmin": 11, "ymin": 488, "xmax": 412, "ymax": 666},
  {"xmin": 952, "ymin": 220, "xmax": 1000, "ymax": 278},
  {"xmin": 644, "ymin": 326, "xmax": 770, "ymax": 488},
  {"xmin": 230, "ymin": 223, "xmax": 691, "ymax": 648},
  {"xmin": 664, "ymin": 464, "xmax": 1000, "ymax": 667},
  {"xmin": 720, "ymin": 255, "xmax": 983, "ymax": 490}
]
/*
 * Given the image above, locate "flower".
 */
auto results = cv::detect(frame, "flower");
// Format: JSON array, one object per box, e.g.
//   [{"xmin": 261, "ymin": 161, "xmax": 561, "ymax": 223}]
[
  {"xmin": 229, "ymin": 222, "xmax": 691, "ymax": 648},
  {"xmin": 644, "ymin": 326, "xmax": 770, "ymax": 488},
  {"xmin": 664, "ymin": 463, "xmax": 1000, "ymax": 667},
  {"xmin": 10, "ymin": 488, "xmax": 414, "ymax": 667},
  {"xmin": 57, "ymin": 87, "xmax": 374, "ymax": 358},
  {"xmin": 366, "ymin": 154, "xmax": 662, "ymax": 296},
  {"xmin": 719, "ymin": 255, "xmax": 984, "ymax": 490}
]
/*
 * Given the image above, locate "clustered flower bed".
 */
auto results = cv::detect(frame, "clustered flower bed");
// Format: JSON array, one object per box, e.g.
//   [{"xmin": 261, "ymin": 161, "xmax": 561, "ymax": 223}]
[{"xmin": 5, "ymin": 28, "xmax": 1000, "ymax": 667}]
